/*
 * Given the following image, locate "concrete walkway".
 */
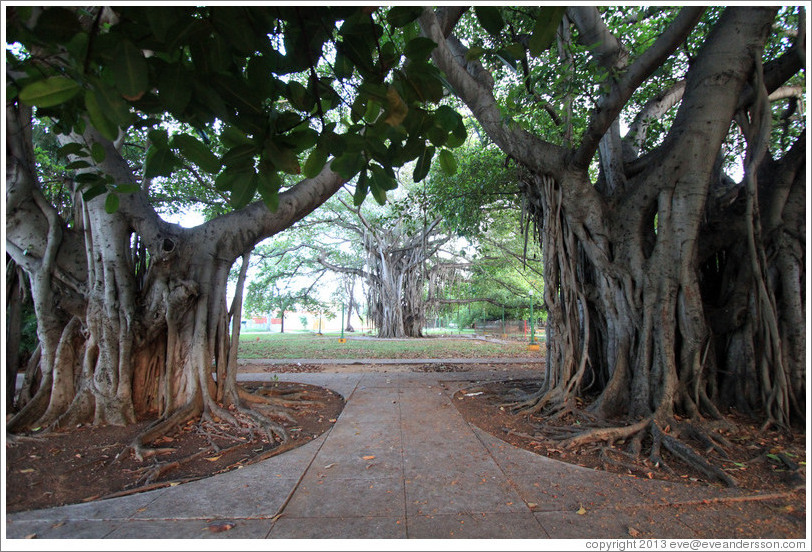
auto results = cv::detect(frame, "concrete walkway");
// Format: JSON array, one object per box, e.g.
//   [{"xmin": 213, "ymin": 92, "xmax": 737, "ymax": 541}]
[{"xmin": 4, "ymin": 369, "xmax": 804, "ymax": 540}]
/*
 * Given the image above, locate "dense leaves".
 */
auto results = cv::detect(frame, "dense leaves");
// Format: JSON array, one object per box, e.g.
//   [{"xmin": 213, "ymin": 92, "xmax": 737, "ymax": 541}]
[{"xmin": 7, "ymin": 6, "xmax": 468, "ymax": 211}]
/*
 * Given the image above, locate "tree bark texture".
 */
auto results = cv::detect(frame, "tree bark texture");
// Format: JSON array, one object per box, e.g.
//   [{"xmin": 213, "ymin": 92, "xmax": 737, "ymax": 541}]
[
  {"xmin": 422, "ymin": 6, "xmax": 805, "ymax": 432},
  {"xmin": 6, "ymin": 110, "xmax": 346, "ymax": 440}
]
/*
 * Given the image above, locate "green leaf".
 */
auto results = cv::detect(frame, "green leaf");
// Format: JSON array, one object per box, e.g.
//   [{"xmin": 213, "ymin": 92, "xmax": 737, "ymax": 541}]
[
  {"xmin": 388, "ymin": 6, "xmax": 423, "ymax": 27},
  {"xmin": 82, "ymin": 183, "xmax": 107, "ymax": 201},
  {"xmin": 434, "ymin": 105, "xmax": 461, "ymax": 131},
  {"xmin": 19, "ymin": 77, "xmax": 81, "ymax": 108},
  {"xmin": 85, "ymin": 90, "xmax": 119, "ymax": 141},
  {"xmin": 113, "ymin": 183, "xmax": 141, "ymax": 194},
  {"xmin": 171, "ymin": 133, "xmax": 221, "ymax": 174},
  {"xmin": 465, "ymin": 46, "xmax": 486, "ymax": 61},
  {"xmin": 405, "ymin": 37, "xmax": 437, "ymax": 60},
  {"xmin": 66, "ymin": 160, "xmax": 92, "ymax": 170},
  {"xmin": 104, "ymin": 193, "xmax": 120, "ymax": 214},
  {"xmin": 264, "ymin": 141, "xmax": 301, "ymax": 175},
  {"xmin": 333, "ymin": 52, "xmax": 354, "ymax": 80},
  {"xmin": 303, "ymin": 148, "xmax": 329, "ymax": 179},
  {"xmin": 88, "ymin": 82, "xmax": 130, "ymax": 125},
  {"xmin": 353, "ymin": 170, "xmax": 369, "ymax": 206},
  {"xmin": 148, "ymin": 128, "xmax": 170, "ymax": 149},
  {"xmin": 332, "ymin": 152, "xmax": 365, "ymax": 181},
  {"xmin": 413, "ymin": 145, "xmax": 435, "ymax": 182},
  {"xmin": 113, "ymin": 40, "xmax": 149, "ymax": 100},
  {"xmin": 529, "ymin": 7, "xmax": 567, "ymax": 57},
  {"xmin": 75, "ymin": 172, "xmax": 105, "ymax": 185},
  {"xmin": 143, "ymin": 145, "xmax": 180, "ymax": 179},
  {"xmin": 257, "ymin": 170, "xmax": 282, "ymax": 212},
  {"xmin": 229, "ymin": 171, "xmax": 258, "ymax": 209},
  {"xmin": 438, "ymin": 149, "xmax": 457, "ymax": 176},
  {"xmin": 222, "ymin": 144, "xmax": 258, "ymax": 169},
  {"xmin": 288, "ymin": 80, "xmax": 314, "ymax": 112},
  {"xmin": 56, "ymin": 143, "xmax": 86, "ymax": 158},
  {"xmin": 369, "ymin": 164, "xmax": 397, "ymax": 191},
  {"xmin": 32, "ymin": 7, "xmax": 82, "ymax": 43},
  {"xmin": 90, "ymin": 142, "xmax": 106, "ymax": 164},
  {"xmin": 158, "ymin": 63, "xmax": 192, "ymax": 114},
  {"xmin": 475, "ymin": 6, "xmax": 505, "ymax": 36}
]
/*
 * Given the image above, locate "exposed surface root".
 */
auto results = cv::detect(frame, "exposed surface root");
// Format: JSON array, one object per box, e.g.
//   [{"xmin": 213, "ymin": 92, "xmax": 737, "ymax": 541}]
[{"xmin": 454, "ymin": 380, "xmax": 800, "ymax": 490}]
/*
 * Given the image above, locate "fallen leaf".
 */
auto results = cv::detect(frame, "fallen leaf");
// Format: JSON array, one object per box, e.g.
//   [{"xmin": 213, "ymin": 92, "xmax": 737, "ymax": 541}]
[
  {"xmin": 527, "ymin": 502, "xmax": 538, "ymax": 509},
  {"xmin": 205, "ymin": 455, "xmax": 222, "ymax": 462},
  {"xmin": 324, "ymin": 463, "xmax": 336, "ymax": 469},
  {"xmin": 576, "ymin": 504, "xmax": 587, "ymax": 515},
  {"xmin": 328, "ymin": 419, "xmax": 337, "ymax": 423},
  {"xmin": 169, "ymin": 482, "xmax": 180, "ymax": 486},
  {"xmin": 628, "ymin": 526, "xmax": 641, "ymax": 537},
  {"xmin": 19, "ymin": 468, "xmax": 35, "ymax": 474},
  {"xmin": 207, "ymin": 521, "xmax": 236, "ymax": 533},
  {"xmin": 24, "ymin": 534, "xmax": 37, "ymax": 539},
  {"xmin": 51, "ymin": 521, "xmax": 65, "ymax": 528},
  {"xmin": 362, "ymin": 455, "xmax": 375, "ymax": 460}
]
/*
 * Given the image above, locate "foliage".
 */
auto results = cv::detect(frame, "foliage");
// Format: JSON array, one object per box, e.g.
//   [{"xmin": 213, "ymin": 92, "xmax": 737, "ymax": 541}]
[{"xmin": 6, "ymin": 6, "xmax": 468, "ymax": 213}]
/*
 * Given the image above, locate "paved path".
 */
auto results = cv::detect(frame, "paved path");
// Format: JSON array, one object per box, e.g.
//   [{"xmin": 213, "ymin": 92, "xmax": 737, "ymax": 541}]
[{"xmin": 5, "ymin": 370, "xmax": 804, "ymax": 540}]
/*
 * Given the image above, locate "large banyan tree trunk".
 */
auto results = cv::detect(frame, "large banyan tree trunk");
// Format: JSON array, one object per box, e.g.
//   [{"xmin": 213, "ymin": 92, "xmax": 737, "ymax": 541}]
[
  {"xmin": 6, "ymin": 109, "xmax": 346, "ymax": 454},
  {"xmin": 422, "ymin": 6, "xmax": 805, "ymax": 482}
]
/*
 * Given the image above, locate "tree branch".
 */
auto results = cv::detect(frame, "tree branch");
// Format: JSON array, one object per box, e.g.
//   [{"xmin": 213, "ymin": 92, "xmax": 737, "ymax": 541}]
[{"xmin": 570, "ymin": 7, "xmax": 705, "ymax": 169}]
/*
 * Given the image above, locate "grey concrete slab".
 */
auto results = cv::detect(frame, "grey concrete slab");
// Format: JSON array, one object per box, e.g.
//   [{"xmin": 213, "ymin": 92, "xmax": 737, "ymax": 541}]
[
  {"xmin": 268, "ymin": 515, "xmax": 407, "ymax": 538},
  {"xmin": 402, "ymin": 444, "xmax": 500, "ymax": 479},
  {"xmin": 5, "ymin": 519, "xmax": 123, "ymax": 539},
  {"xmin": 105, "ymin": 518, "xmax": 274, "ymax": 539},
  {"xmin": 407, "ymin": 512, "xmax": 547, "ymax": 539},
  {"xmin": 5, "ymin": 487, "xmax": 168, "ymax": 522},
  {"xmin": 138, "ymin": 476, "xmax": 298, "ymax": 519},
  {"xmin": 309, "ymin": 444, "xmax": 403, "ymax": 479},
  {"xmin": 282, "ymin": 476, "xmax": 406, "ymax": 518},
  {"xmin": 534, "ymin": 508, "xmax": 642, "ymax": 539},
  {"xmin": 404, "ymin": 473, "xmax": 527, "ymax": 516}
]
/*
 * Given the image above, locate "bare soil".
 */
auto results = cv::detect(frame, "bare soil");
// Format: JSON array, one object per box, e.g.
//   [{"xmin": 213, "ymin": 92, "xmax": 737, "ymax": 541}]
[
  {"xmin": 5, "ymin": 381, "xmax": 343, "ymax": 513},
  {"xmin": 452, "ymin": 377, "xmax": 807, "ymax": 536}
]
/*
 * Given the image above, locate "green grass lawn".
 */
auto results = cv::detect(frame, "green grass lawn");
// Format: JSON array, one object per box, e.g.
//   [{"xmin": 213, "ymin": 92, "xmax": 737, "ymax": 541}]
[{"xmin": 238, "ymin": 332, "xmax": 545, "ymax": 359}]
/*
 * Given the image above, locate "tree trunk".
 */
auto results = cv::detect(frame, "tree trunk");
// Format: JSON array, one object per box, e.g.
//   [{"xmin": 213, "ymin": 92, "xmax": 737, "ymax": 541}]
[
  {"xmin": 6, "ymin": 106, "xmax": 347, "ymax": 445},
  {"xmin": 421, "ymin": 6, "xmax": 804, "ymax": 435}
]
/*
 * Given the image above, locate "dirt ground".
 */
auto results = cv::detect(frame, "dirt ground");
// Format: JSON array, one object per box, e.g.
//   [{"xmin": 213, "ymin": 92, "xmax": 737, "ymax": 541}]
[
  {"xmin": 452, "ymin": 378, "xmax": 807, "ymax": 533},
  {"xmin": 6, "ymin": 363, "xmax": 807, "ymax": 525},
  {"xmin": 6, "ymin": 381, "xmax": 343, "ymax": 514}
]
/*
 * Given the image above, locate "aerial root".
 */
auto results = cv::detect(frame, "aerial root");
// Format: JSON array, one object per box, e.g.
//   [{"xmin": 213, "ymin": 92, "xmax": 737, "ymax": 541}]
[
  {"xmin": 675, "ymin": 422, "xmax": 730, "ymax": 458},
  {"xmin": 560, "ymin": 417, "xmax": 652, "ymax": 450},
  {"xmin": 650, "ymin": 423, "xmax": 737, "ymax": 487},
  {"xmin": 116, "ymin": 401, "xmax": 201, "ymax": 463}
]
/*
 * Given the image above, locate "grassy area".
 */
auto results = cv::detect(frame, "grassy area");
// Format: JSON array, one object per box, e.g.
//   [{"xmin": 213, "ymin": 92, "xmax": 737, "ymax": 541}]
[{"xmin": 238, "ymin": 332, "xmax": 545, "ymax": 359}]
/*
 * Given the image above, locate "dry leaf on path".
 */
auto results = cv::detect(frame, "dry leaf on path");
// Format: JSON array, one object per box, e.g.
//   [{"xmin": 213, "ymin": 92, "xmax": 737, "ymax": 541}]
[
  {"xmin": 362, "ymin": 455, "xmax": 375, "ymax": 460},
  {"xmin": 576, "ymin": 504, "xmax": 587, "ymax": 515},
  {"xmin": 628, "ymin": 527, "xmax": 641, "ymax": 537},
  {"xmin": 207, "ymin": 521, "xmax": 236, "ymax": 533},
  {"xmin": 204, "ymin": 456, "xmax": 222, "ymax": 462}
]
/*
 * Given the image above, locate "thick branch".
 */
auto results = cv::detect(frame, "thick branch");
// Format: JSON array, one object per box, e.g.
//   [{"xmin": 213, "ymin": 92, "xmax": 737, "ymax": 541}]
[{"xmin": 571, "ymin": 7, "xmax": 705, "ymax": 169}]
